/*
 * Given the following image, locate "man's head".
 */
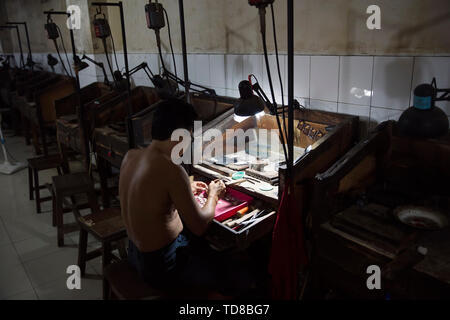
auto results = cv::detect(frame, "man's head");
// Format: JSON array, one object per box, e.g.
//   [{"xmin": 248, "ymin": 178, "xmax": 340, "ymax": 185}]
[{"xmin": 151, "ymin": 98, "xmax": 198, "ymax": 141}]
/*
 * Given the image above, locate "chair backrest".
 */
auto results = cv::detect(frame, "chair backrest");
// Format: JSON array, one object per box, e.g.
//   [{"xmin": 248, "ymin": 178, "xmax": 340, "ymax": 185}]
[{"xmin": 70, "ymin": 182, "xmax": 101, "ymax": 219}]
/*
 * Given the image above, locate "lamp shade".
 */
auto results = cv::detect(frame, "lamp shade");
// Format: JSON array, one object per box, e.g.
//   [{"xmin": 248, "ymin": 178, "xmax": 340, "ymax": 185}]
[
  {"xmin": 73, "ymin": 56, "xmax": 89, "ymax": 74},
  {"xmin": 398, "ymin": 83, "xmax": 449, "ymax": 139},
  {"xmin": 233, "ymin": 80, "xmax": 265, "ymax": 116},
  {"xmin": 47, "ymin": 54, "xmax": 58, "ymax": 67}
]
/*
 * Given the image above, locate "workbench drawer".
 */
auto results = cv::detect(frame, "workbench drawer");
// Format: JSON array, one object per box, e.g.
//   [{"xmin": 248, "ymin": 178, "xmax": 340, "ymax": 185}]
[{"xmin": 206, "ymin": 205, "xmax": 277, "ymax": 251}]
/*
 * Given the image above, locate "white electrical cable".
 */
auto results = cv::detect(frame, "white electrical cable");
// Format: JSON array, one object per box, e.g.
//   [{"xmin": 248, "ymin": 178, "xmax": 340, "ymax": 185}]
[{"xmin": 0, "ymin": 111, "xmax": 26, "ymax": 175}]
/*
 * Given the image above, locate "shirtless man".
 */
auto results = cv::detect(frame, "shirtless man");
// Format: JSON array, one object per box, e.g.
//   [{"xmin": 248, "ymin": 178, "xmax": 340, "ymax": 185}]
[{"xmin": 119, "ymin": 99, "xmax": 256, "ymax": 295}]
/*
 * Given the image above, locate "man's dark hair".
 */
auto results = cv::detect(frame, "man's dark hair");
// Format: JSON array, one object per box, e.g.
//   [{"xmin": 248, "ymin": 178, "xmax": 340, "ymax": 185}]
[{"xmin": 151, "ymin": 98, "xmax": 198, "ymax": 141}]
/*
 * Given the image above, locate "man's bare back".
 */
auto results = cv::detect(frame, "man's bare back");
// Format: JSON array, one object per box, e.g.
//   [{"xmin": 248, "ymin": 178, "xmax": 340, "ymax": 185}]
[
  {"xmin": 119, "ymin": 146, "xmax": 184, "ymax": 252},
  {"xmin": 119, "ymin": 142, "xmax": 226, "ymax": 253}
]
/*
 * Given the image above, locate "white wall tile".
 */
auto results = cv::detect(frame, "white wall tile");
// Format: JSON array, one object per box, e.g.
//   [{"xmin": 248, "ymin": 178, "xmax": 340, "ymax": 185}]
[
  {"xmin": 78, "ymin": 53, "xmax": 98, "ymax": 78},
  {"xmin": 310, "ymin": 56, "xmax": 339, "ymax": 102},
  {"xmin": 338, "ymin": 103, "xmax": 370, "ymax": 119},
  {"xmin": 209, "ymin": 54, "xmax": 226, "ymax": 89},
  {"xmin": 160, "ymin": 53, "xmax": 173, "ymax": 74},
  {"xmin": 134, "ymin": 76, "xmax": 151, "ymax": 87},
  {"xmin": 294, "ymin": 55, "xmax": 310, "ymax": 98},
  {"xmin": 372, "ymin": 56, "xmax": 413, "ymax": 110},
  {"xmin": 92, "ymin": 53, "xmax": 112, "ymax": 79},
  {"xmin": 339, "ymin": 56, "xmax": 373, "ymax": 106},
  {"xmin": 194, "ymin": 54, "xmax": 210, "ymax": 87},
  {"xmin": 338, "ymin": 103, "xmax": 371, "ymax": 137},
  {"xmin": 411, "ymin": 57, "xmax": 450, "ymax": 116},
  {"xmin": 173, "ymin": 54, "xmax": 184, "ymax": 80},
  {"xmin": 185, "ymin": 54, "xmax": 211, "ymax": 89},
  {"xmin": 187, "ymin": 54, "xmax": 197, "ymax": 84},
  {"xmin": 242, "ymin": 55, "xmax": 264, "ymax": 87},
  {"xmin": 225, "ymin": 54, "xmax": 243, "ymax": 91},
  {"xmin": 112, "ymin": 52, "xmax": 124, "ymax": 73},
  {"xmin": 213, "ymin": 88, "xmax": 227, "ymax": 97},
  {"xmin": 262, "ymin": 54, "xmax": 287, "ymax": 102},
  {"xmin": 295, "ymin": 97, "xmax": 310, "ymax": 109},
  {"xmin": 79, "ymin": 74, "xmax": 98, "ymax": 88},
  {"xmin": 369, "ymin": 106, "xmax": 403, "ymax": 128},
  {"xmin": 309, "ymin": 99, "xmax": 338, "ymax": 113},
  {"xmin": 226, "ymin": 89, "xmax": 240, "ymax": 99}
]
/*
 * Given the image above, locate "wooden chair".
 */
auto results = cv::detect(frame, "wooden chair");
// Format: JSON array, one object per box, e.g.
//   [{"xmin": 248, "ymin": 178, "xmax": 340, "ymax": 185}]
[
  {"xmin": 103, "ymin": 261, "xmax": 212, "ymax": 300},
  {"xmin": 51, "ymin": 172, "xmax": 93, "ymax": 246},
  {"xmin": 27, "ymin": 154, "xmax": 65, "ymax": 213},
  {"xmin": 70, "ymin": 184, "xmax": 128, "ymax": 299},
  {"xmin": 103, "ymin": 261, "xmax": 165, "ymax": 300}
]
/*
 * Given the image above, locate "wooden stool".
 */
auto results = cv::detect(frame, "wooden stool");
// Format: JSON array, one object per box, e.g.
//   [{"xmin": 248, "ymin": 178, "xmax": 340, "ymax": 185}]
[
  {"xmin": 103, "ymin": 261, "xmax": 165, "ymax": 300},
  {"xmin": 103, "ymin": 261, "xmax": 212, "ymax": 300},
  {"xmin": 27, "ymin": 154, "xmax": 65, "ymax": 213},
  {"xmin": 70, "ymin": 187, "xmax": 128, "ymax": 300},
  {"xmin": 51, "ymin": 172, "xmax": 93, "ymax": 247}
]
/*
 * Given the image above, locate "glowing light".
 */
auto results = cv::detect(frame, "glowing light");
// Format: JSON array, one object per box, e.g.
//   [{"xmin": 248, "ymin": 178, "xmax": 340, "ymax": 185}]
[{"xmin": 350, "ymin": 87, "xmax": 373, "ymax": 99}]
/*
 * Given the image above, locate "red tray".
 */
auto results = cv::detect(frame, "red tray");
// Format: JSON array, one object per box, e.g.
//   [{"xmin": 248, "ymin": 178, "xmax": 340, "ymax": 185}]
[{"xmin": 214, "ymin": 188, "xmax": 254, "ymax": 222}]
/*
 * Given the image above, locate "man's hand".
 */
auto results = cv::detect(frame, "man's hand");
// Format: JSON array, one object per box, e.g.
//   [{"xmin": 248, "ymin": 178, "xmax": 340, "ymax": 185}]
[
  {"xmin": 191, "ymin": 181, "xmax": 208, "ymax": 195},
  {"xmin": 208, "ymin": 179, "xmax": 226, "ymax": 199}
]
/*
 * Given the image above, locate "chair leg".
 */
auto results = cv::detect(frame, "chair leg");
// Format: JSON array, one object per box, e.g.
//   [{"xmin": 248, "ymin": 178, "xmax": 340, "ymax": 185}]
[
  {"xmin": 102, "ymin": 241, "xmax": 112, "ymax": 300},
  {"xmin": 22, "ymin": 115, "xmax": 30, "ymax": 145},
  {"xmin": 97, "ymin": 157, "xmax": 111, "ymax": 208},
  {"xmin": 104, "ymin": 279, "xmax": 112, "ymax": 301},
  {"xmin": 59, "ymin": 144, "xmax": 71, "ymax": 174},
  {"xmin": 78, "ymin": 229, "xmax": 88, "ymax": 276},
  {"xmin": 31, "ymin": 126, "xmax": 42, "ymax": 155},
  {"xmin": 41, "ymin": 127, "xmax": 48, "ymax": 157},
  {"xmin": 117, "ymin": 239, "xmax": 128, "ymax": 260},
  {"xmin": 51, "ymin": 188, "xmax": 56, "ymax": 227},
  {"xmin": 55, "ymin": 193, "xmax": 64, "ymax": 247},
  {"xmin": 33, "ymin": 169, "xmax": 41, "ymax": 213},
  {"xmin": 28, "ymin": 166, "xmax": 33, "ymax": 200}
]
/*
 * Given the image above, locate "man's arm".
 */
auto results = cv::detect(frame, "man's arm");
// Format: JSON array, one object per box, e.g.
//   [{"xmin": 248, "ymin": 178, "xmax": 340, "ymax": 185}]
[{"xmin": 167, "ymin": 164, "xmax": 224, "ymax": 236}]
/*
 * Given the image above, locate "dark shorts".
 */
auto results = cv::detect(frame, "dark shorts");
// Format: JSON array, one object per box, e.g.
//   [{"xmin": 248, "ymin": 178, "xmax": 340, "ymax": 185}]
[{"xmin": 127, "ymin": 232, "xmax": 259, "ymax": 297}]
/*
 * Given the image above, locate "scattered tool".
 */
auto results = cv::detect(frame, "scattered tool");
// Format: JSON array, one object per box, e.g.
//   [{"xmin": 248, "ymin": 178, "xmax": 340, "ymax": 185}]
[
  {"xmin": 234, "ymin": 211, "xmax": 276, "ymax": 231},
  {"xmin": 225, "ymin": 209, "xmax": 260, "ymax": 228}
]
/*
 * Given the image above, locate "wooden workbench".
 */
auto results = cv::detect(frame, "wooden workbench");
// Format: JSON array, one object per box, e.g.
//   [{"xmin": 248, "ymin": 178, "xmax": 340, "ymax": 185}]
[{"xmin": 310, "ymin": 121, "xmax": 450, "ymax": 299}]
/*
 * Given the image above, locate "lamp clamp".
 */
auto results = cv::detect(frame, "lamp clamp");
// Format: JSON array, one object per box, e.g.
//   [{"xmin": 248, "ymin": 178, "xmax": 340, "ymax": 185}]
[
  {"xmin": 248, "ymin": 0, "xmax": 275, "ymax": 9},
  {"xmin": 44, "ymin": 15, "xmax": 59, "ymax": 40},
  {"xmin": 145, "ymin": 0, "xmax": 165, "ymax": 30},
  {"xmin": 93, "ymin": 11, "xmax": 111, "ymax": 39}
]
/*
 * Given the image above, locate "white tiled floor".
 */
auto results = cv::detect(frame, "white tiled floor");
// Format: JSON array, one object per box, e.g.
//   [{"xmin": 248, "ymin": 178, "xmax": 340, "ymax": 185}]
[{"xmin": 0, "ymin": 135, "xmax": 103, "ymax": 300}]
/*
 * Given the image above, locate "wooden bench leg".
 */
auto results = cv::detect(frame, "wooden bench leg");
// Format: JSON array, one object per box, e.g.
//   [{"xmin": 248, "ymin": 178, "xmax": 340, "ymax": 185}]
[
  {"xmin": 33, "ymin": 169, "xmax": 41, "ymax": 214},
  {"xmin": 28, "ymin": 166, "xmax": 34, "ymax": 200},
  {"xmin": 78, "ymin": 229, "xmax": 88, "ymax": 276}
]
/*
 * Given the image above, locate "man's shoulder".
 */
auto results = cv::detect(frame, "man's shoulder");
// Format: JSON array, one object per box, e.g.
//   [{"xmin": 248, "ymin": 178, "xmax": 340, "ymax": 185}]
[{"xmin": 121, "ymin": 149, "xmax": 141, "ymax": 168}]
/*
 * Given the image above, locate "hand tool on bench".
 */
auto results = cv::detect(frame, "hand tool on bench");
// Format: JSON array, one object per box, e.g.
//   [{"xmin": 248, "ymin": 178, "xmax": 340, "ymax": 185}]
[{"xmin": 225, "ymin": 209, "xmax": 260, "ymax": 228}]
